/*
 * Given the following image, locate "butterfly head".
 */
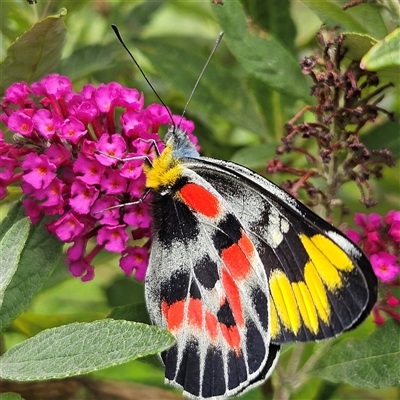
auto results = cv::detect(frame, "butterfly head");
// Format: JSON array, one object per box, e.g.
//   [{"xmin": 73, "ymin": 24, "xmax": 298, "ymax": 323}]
[
  {"xmin": 164, "ymin": 125, "xmax": 199, "ymax": 159},
  {"xmin": 143, "ymin": 126, "xmax": 198, "ymax": 194}
]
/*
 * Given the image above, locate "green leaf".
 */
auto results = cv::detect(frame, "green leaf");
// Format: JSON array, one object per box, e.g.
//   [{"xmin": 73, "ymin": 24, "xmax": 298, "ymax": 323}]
[
  {"xmin": 361, "ymin": 27, "xmax": 400, "ymax": 69},
  {"xmin": 45, "ymin": 0, "xmax": 91, "ymax": 14},
  {"xmin": 302, "ymin": 0, "xmax": 387, "ymax": 39},
  {"xmin": 213, "ymin": 0, "xmax": 310, "ymax": 101},
  {"xmin": 123, "ymin": 0, "xmax": 167, "ymax": 30},
  {"xmin": 0, "ymin": 218, "xmax": 30, "ymax": 308},
  {"xmin": 58, "ymin": 43, "xmax": 119, "ymax": 81},
  {"xmin": 0, "ymin": 202, "xmax": 63, "ymax": 333},
  {"xmin": 0, "ymin": 319, "xmax": 174, "ymax": 381},
  {"xmin": 105, "ymin": 276, "xmax": 145, "ymax": 307},
  {"xmin": 362, "ymin": 120, "xmax": 400, "ymax": 158},
  {"xmin": 11, "ymin": 312, "xmax": 107, "ymax": 337},
  {"xmin": 343, "ymin": 32, "xmax": 400, "ymax": 85},
  {"xmin": 0, "ymin": 393, "xmax": 24, "ymax": 400},
  {"xmin": 109, "ymin": 304, "xmax": 161, "ymax": 366},
  {"xmin": 0, "ymin": 9, "xmax": 67, "ymax": 94},
  {"xmin": 385, "ymin": 0, "xmax": 400, "ymax": 26},
  {"xmin": 0, "ymin": 202, "xmax": 27, "ymax": 239},
  {"xmin": 292, "ymin": 376, "xmax": 324, "ymax": 400},
  {"xmin": 240, "ymin": 0, "xmax": 297, "ymax": 54},
  {"xmin": 109, "ymin": 303, "xmax": 151, "ymax": 325},
  {"xmin": 136, "ymin": 37, "xmax": 266, "ymax": 135},
  {"xmin": 309, "ymin": 320, "xmax": 400, "ymax": 388},
  {"xmin": 342, "ymin": 32, "xmax": 378, "ymax": 60},
  {"xmin": 231, "ymin": 143, "xmax": 278, "ymax": 171},
  {"xmin": 41, "ymin": 256, "xmax": 70, "ymax": 290},
  {"xmin": 248, "ymin": 76, "xmax": 304, "ymax": 141}
]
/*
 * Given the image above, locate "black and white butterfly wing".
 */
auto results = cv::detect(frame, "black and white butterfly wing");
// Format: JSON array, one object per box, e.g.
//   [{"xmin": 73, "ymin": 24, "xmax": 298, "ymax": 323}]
[
  {"xmin": 145, "ymin": 167, "xmax": 280, "ymax": 399},
  {"xmin": 184, "ymin": 156, "xmax": 377, "ymax": 344}
]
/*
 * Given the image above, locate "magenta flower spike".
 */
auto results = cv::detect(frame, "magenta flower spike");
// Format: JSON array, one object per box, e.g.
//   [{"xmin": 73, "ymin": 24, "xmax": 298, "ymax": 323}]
[
  {"xmin": 347, "ymin": 210, "xmax": 400, "ymax": 325},
  {"xmin": 0, "ymin": 74, "xmax": 198, "ymax": 281}
]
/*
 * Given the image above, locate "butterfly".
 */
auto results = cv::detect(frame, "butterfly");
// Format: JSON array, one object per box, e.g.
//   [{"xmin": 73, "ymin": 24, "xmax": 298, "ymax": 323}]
[
  {"xmin": 107, "ymin": 24, "xmax": 376, "ymax": 400},
  {"xmin": 142, "ymin": 125, "xmax": 377, "ymax": 399}
]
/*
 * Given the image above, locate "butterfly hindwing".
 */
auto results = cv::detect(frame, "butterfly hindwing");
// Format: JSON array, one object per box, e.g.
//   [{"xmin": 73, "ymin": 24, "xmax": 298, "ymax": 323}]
[
  {"xmin": 184, "ymin": 157, "xmax": 377, "ymax": 344},
  {"xmin": 145, "ymin": 168, "xmax": 278, "ymax": 399}
]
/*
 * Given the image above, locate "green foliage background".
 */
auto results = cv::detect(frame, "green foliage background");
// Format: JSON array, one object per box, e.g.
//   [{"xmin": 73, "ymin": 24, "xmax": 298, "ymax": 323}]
[{"xmin": 0, "ymin": 1, "xmax": 399, "ymax": 399}]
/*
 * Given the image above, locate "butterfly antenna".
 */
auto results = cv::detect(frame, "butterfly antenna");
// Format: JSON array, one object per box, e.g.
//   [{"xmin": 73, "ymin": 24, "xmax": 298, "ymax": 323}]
[
  {"xmin": 111, "ymin": 24, "xmax": 175, "ymax": 126},
  {"xmin": 179, "ymin": 31, "xmax": 224, "ymax": 127}
]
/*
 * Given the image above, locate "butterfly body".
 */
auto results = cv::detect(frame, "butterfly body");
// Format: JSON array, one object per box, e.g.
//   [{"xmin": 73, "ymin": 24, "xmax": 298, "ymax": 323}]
[{"xmin": 144, "ymin": 126, "xmax": 377, "ymax": 399}]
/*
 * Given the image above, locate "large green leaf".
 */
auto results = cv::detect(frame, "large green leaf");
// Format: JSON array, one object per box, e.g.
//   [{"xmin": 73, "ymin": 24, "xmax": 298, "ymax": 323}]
[
  {"xmin": 0, "ymin": 202, "xmax": 26, "ymax": 238},
  {"xmin": 361, "ymin": 119, "xmax": 400, "ymax": 158},
  {"xmin": 109, "ymin": 303, "xmax": 161, "ymax": 367},
  {"xmin": 213, "ymin": 0, "xmax": 310, "ymax": 101},
  {"xmin": 0, "ymin": 319, "xmax": 174, "ymax": 381},
  {"xmin": 240, "ymin": 0, "xmax": 297, "ymax": 54},
  {"xmin": 0, "ymin": 9, "xmax": 67, "ymax": 94},
  {"xmin": 0, "ymin": 218, "xmax": 30, "ymax": 308},
  {"xmin": 11, "ymin": 312, "xmax": 107, "ymax": 337},
  {"xmin": 58, "ymin": 43, "xmax": 119, "ymax": 81},
  {"xmin": 361, "ymin": 27, "xmax": 400, "ymax": 70},
  {"xmin": 1, "ymin": 1, "xmax": 36, "ymax": 41},
  {"xmin": 343, "ymin": 32, "xmax": 400, "ymax": 85},
  {"xmin": 302, "ymin": 0, "xmax": 387, "ymax": 39},
  {"xmin": 136, "ymin": 37, "xmax": 266, "ymax": 135},
  {"xmin": 309, "ymin": 320, "xmax": 400, "ymax": 388},
  {"xmin": 248, "ymin": 76, "xmax": 305, "ymax": 142},
  {"xmin": 0, "ymin": 202, "xmax": 63, "ymax": 333},
  {"xmin": 231, "ymin": 143, "xmax": 278, "ymax": 171},
  {"xmin": 342, "ymin": 33, "xmax": 378, "ymax": 60},
  {"xmin": 122, "ymin": 0, "xmax": 168, "ymax": 30},
  {"xmin": 109, "ymin": 303, "xmax": 151, "ymax": 325}
]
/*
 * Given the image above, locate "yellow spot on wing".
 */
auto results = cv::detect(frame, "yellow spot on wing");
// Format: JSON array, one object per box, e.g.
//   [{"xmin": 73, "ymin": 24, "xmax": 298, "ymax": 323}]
[
  {"xmin": 270, "ymin": 299, "xmax": 280, "ymax": 339},
  {"xmin": 144, "ymin": 146, "xmax": 183, "ymax": 190},
  {"xmin": 311, "ymin": 234, "xmax": 354, "ymax": 271},
  {"xmin": 304, "ymin": 261, "xmax": 330, "ymax": 324},
  {"xmin": 270, "ymin": 271, "xmax": 301, "ymax": 335},
  {"xmin": 292, "ymin": 282, "xmax": 319, "ymax": 334},
  {"xmin": 269, "ymin": 233, "xmax": 352, "ymax": 339},
  {"xmin": 300, "ymin": 234, "xmax": 343, "ymax": 291}
]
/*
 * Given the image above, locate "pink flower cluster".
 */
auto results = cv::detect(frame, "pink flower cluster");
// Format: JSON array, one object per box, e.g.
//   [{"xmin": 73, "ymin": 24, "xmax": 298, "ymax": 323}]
[
  {"xmin": 0, "ymin": 74, "xmax": 197, "ymax": 281},
  {"xmin": 347, "ymin": 211, "xmax": 400, "ymax": 325}
]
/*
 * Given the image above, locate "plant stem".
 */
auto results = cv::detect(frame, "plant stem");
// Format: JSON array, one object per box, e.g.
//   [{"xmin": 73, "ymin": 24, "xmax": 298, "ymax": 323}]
[
  {"xmin": 272, "ymin": 363, "xmax": 291, "ymax": 400},
  {"xmin": 272, "ymin": 384, "xmax": 291, "ymax": 400}
]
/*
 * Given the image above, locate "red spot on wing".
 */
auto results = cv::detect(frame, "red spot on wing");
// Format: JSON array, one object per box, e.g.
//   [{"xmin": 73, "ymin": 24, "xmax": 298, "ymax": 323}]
[
  {"xmin": 221, "ymin": 233, "xmax": 254, "ymax": 281},
  {"xmin": 221, "ymin": 269, "xmax": 244, "ymax": 327},
  {"xmin": 188, "ymin": 298, "xmax": 203, "ymax": 329},
  {"xmin": 178, "ymin": 183, "xmax": 220, "ymax": 218},
  {"xmin": 221, "ymin": 324, "xmax": 241, "ymax": 354},
  {"xmin": 205, "ymin": 310, "xmax": 218, "ymax": 341},
  {"xmin": 238, "ymin": 232, "xmax": 255, "ymax": 260},
  {"xmin": 162, "ymin": 300, "xmax": 185, "ymax": 332}
]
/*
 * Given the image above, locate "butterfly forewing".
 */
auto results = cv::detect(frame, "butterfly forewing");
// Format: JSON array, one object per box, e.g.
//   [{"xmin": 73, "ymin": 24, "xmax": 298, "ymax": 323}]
[
  {"xmin": 184, "ymin": 157, "xmax": 377, "ymax": 344},
  {"xmin": 145, "ymin": 168, "xmax": 277, "ymax": 399}
]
